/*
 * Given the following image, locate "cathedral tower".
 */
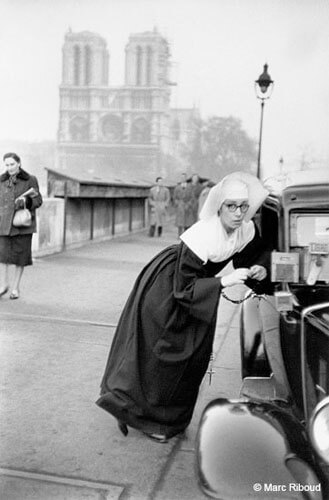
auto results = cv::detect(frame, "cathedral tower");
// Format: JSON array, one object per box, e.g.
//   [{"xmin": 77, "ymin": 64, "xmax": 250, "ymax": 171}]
[
  {"xmin": 125, "ymin": 27, "xmax": 170, "ymax": 87},
  {"xmin": 122, "ymin": 28, "xmax": 172, "ymax": 153},
  {"xmin": 58, "ymin": 30, "xmax": 109, "ymax": 143},
  {"xmin": 62, "ymin": 29, "xmax": 109, "ymax": 87}
]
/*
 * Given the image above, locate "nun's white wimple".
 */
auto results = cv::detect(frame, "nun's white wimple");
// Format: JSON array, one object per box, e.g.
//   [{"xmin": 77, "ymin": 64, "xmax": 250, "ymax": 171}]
[
  {"xmin": 199, "ymin": 171, "xmax": 269, "ymax": 222},
  {"xmin": 180, "ymin": 171, "xmax": 269, "ymax": 263},
  {"xmin": 180, "ymin": 216, "xmax": 255, "ymax": 263}
]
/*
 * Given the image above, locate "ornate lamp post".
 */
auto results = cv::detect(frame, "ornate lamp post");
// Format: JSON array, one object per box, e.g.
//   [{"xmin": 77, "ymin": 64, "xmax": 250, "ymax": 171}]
[{"xmin": 255, "ymin": 64, "xmax": 274, "ymax": 179}]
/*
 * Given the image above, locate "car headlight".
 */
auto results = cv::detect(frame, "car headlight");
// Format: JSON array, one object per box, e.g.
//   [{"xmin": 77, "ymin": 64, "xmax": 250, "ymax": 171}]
[{"xmin": 309, "ymin": 396, "xmax": 329, "ymax": 464}]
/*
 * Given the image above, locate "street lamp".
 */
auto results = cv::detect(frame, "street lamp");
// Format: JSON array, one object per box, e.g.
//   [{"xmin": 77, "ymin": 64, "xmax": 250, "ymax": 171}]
[{"xmin": 255, "ymin": 63, "xmax": 274, "ymax": 179}]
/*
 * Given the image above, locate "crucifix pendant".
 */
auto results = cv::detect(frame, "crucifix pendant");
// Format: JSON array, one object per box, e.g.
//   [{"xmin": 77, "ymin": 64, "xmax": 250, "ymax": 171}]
[
  {"xmin": 207, "ymin": 366, "xmax": 215, "ymax": 385},
  {"xmin": 207, "ymin": 354, "xmax": 215, "ymax": 385}
]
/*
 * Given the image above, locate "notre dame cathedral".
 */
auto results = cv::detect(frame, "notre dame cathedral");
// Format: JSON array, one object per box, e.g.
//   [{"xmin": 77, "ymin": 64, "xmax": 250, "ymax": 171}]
[{"xmin": 57, "ymin": 27, "xmax": 198, "ymax": 182}]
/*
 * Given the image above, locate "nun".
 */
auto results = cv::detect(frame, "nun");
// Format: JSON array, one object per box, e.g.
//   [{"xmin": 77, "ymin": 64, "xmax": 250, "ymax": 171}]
[{"xmin": 96, "ymin": 172, "xmax": 270, "ymax": 442}]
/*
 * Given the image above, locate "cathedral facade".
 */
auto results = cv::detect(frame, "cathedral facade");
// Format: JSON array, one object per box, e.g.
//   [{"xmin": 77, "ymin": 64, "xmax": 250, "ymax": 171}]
[{"xmin": 57, "ymin": 28, "xmax": 197, "ymax": 182}]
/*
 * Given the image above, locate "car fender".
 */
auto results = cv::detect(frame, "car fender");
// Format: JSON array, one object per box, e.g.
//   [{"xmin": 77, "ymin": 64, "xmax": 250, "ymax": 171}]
[{"xmin": 196, "ymin": 398, "xmax": 322, "ymax": 499}]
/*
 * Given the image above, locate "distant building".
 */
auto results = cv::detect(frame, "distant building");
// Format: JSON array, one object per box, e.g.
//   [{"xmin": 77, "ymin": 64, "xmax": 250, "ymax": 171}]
[{"xmin": 57, "ymin": 27, "xmax": 199, "ymax": 183}]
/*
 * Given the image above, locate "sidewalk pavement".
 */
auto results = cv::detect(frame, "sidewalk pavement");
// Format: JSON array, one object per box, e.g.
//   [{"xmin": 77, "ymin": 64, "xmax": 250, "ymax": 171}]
[{"xmin": 0, "ymin": 224, "xmax": 244, "ymax": 500}]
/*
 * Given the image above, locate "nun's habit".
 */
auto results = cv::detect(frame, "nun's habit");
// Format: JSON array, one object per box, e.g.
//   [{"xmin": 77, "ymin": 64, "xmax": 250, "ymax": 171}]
[{"xmin": 96, "ymin": 172, "xmax": 270, "ymax": 438}]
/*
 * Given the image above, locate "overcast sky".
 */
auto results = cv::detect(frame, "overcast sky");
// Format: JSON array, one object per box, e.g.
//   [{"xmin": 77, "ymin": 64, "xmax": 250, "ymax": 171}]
[{"xmin": 0, "ymin": 0, "xmax": 328, "ymax": 178}]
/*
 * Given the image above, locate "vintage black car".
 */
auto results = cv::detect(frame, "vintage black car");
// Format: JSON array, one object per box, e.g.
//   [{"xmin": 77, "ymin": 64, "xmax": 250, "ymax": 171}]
[{"xmin": 196, "ymin": 171, "xmax": 329, "ymax": 499}]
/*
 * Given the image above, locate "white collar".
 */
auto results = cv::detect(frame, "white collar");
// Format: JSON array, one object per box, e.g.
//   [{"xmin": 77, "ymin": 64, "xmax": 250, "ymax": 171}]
[{"xmin": 180, "ymin": 215, "xmax": 255, "ymax": 263}]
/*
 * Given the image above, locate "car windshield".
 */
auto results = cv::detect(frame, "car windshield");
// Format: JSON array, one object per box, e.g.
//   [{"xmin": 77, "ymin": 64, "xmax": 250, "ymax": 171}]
[
  {"xmin": 290, "ymin": 213, "xmax": 329, "ymax": 247},
  {"xmin": 290, "ymin": 212, "xmax": 329, "ymax": 284}
]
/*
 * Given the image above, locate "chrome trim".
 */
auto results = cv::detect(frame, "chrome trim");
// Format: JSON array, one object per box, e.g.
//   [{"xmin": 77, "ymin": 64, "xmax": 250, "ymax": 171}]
[
  {"xmin": 301, "ymin": 302, "xmax": 329, "ymax": 421},
  {"xmin": 309, "ymin": 396, "xmax": 329, "ymax": 463}
]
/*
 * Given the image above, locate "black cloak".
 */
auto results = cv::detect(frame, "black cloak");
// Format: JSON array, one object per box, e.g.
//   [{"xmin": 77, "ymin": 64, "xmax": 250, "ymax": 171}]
[{"xmin": 96, "ymin": 227, "xmax": 269, "ymax": 438}]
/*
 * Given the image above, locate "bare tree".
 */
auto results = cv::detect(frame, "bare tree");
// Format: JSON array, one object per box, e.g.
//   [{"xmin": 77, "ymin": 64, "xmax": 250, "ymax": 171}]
[{"xmin": 184, "ymin": 115, "xmax": 257, "ymax": 180}]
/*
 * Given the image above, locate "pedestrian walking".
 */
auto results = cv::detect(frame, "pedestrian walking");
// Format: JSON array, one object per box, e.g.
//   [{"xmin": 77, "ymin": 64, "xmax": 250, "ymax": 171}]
[
  {"xmin": 148, "ymin": 177, "xmax": 170, "ymax": 237},
  {"xmin": 96, "ymin": 171, "xmax": 270, "ymax": 443},
  {"xmin": 190, "ymin": 173, "xmax": 204, "ymax": 224},
  {"xmin": 173, "ymin": 173, "xmax": 194, "ymax": 236},
  {"xmin": 198, "ymin": 180, "xmax": 216, "ymax": 217},
  {"xmin": 0, "ymin": 152, "xmax": 43, "ymax": 299}
]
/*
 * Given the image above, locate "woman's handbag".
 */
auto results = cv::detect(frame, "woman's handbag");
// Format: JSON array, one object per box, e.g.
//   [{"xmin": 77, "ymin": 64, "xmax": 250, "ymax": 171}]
[{"xmin": 12, "ymin": 199, "xmax": 32, "ymax": 228}]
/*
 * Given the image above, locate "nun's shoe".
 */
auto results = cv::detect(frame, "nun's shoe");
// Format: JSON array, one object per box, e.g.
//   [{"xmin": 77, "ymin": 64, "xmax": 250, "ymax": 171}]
[
  {"xmin": 142, "ymin": 432, "xmax": 168, "ymax": 443},
  {"xmin": 0, "ymin": 286, "xmax": 9, "ymax": 297},
  {"xmin": 117, "ymin": 420, "xmax": 129, "ymax": 437},
  {"xmin": 9, "ymin": 290, "xmax": 20, "ymax": 300}
]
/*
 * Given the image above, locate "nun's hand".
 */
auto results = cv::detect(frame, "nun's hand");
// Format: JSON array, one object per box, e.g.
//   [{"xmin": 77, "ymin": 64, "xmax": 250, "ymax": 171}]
[
  {"xmin": 248, "ymin": 265, "xmax": 267, "ymax": 281},
  {"xmin": 220, "ymin": 268, "xmax": 250, "ymax": 287}
]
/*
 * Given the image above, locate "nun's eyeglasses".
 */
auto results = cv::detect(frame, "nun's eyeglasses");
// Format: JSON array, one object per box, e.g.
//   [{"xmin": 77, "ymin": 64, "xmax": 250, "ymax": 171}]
[{"xmin": 224, "ymin": 202, "xmax": 249, "ymax": 213}]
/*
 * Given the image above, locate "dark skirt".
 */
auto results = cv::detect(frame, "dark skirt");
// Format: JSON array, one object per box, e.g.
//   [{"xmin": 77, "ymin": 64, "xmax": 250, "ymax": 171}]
[
  {"xmin": 96, "ymin": 243, "xmax": 223, "ymax": 438},
  {"xmin": 0, "ymin": 234, "xmax": 33, "ymax": 266},
  {"xmin": 96, "ymin": 230, "xmax": 270, "ymax": 438}
]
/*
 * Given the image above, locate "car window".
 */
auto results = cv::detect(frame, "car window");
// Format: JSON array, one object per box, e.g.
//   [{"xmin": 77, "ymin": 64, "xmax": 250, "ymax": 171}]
[
  {"xmin": 290, "ymin": 213, "xmax": 329, "ymax": 247},
  {"xmin": 290, "ymin": 212, "xmax": 329, "ymax": 283}
]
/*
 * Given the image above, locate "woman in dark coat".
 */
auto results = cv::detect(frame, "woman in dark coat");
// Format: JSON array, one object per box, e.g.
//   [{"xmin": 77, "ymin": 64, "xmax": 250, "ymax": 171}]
[
  {"xmin": 0, "ymin": 152, "xmax": 43, "ymax": 299},
  {"xmin": 96, "ymin": 172, "xmax": 270, "ymax": 442}
]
